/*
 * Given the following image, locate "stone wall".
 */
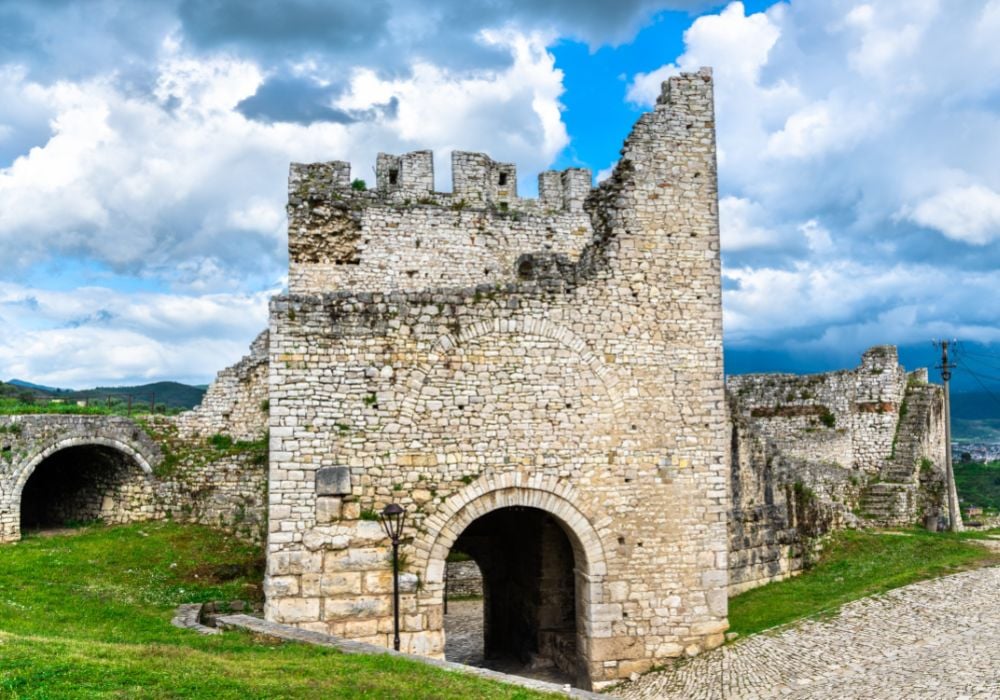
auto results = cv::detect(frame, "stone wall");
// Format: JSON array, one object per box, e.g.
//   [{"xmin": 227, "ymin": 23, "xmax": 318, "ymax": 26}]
[
  {"xmin": 446, "ymin": 560, "xmax": 483, "ymax": 598},
  {"xmin": 0, "ymin": 414, "xmax": 266, "ymax": 544},
  {"xmin": 176, "ymin": 331, "xmax": 270, "ymax": 442},
  {"xmin": 286, "ymin": 162, "xmax": 595, "ymax": 295},
  {"xmin": 0, "ymin": 415, "xmax": 162, "ymax": 542},
  {"xmin": 727, "ymin": 347, "xmax": 947, "ymax": 593},
  {"xmin": 266, "ymin": 68, "xmax": 729, "ymax": 690}
]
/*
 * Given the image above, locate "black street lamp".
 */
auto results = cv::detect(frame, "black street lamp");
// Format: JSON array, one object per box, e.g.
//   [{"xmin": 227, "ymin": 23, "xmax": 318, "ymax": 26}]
[{"xmin": 379, "ymin": 503, "xmax": 406, "ymax": 651}]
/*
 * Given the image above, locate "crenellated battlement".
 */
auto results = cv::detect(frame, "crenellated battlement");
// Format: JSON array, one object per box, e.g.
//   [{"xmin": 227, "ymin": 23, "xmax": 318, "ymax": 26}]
[
  {"xmin": 289, "ymin": 152, "xmax": 591, "ymax": 214},
  {"xmin": 286, "ymin": 68, "xmax": 718, "ymax": 299}
]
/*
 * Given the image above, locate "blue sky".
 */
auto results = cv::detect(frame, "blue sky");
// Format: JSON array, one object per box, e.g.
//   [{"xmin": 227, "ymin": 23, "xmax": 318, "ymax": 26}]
[{"xmin": 1, "ymin": 0, "xmax": 999, "ymax": 392}]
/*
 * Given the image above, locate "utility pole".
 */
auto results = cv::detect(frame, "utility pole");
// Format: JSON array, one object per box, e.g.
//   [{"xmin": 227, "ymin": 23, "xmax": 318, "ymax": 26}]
[{"xmin": 935, "ymin": 340, "xmax": 963, "ymax": 532}]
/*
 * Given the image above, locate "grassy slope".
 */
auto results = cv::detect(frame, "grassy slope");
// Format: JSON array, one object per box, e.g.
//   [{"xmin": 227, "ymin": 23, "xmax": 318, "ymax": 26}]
[
  {"xmin": 0, "ymin": 523, "xmax": 549, "ymax": 700},
  {"xmin": 955, "ymin": 460, "xmax": 1000, "ymax": 513},
  {"xmin": 727, "ymin": 529, "xmax": 1000, "ymax": 636}
]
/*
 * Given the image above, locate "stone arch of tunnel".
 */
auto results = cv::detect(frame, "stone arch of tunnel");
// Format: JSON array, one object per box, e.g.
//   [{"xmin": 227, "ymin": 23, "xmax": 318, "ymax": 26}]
[
  {"xmin": 420, "ymin": 484, "xmax": 608, "ymax": 690},
  {"xmin": 446, "ymin": 507, "xmax": 580, "ymax": 682},
  {"xmin": 13, "ymin": 438, "xmax": 155, "ymax": 536}
]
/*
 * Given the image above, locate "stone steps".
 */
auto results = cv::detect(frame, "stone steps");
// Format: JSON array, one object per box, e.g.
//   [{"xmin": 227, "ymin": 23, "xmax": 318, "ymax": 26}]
[{"xmin": 859, "ymin": 482, "xmax": 917, "ymax": 524}]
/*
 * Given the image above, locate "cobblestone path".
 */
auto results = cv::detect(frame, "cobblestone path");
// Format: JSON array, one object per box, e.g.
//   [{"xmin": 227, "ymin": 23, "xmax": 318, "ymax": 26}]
[
  {"xmin": 444, "ymin": 599, "xmax": 485, "ymax": 666},
  {"xmin": 617, "ymin": 566, "xmax": 1000, "ymax": 700},
  {"xmin": 444, "ymin": 599, "xmax": 574, "ymax": 686}
]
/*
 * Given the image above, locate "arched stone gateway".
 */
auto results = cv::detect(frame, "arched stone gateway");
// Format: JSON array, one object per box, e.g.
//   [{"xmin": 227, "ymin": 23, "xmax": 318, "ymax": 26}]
[
  {"xmin": 419, "ymin": 485, "xmax": 607, "ymax": 688},
  {"xmin": 266, "ymin": 70, "xmax": 732, "ymax": 690},
  {"xmin": 0, "ymin": 416, "xmax": 161, "ymax": 542}
]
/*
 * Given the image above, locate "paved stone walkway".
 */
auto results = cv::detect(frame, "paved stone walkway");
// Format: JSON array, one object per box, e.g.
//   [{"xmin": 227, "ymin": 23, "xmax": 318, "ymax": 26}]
[
  {"xmin": 444, "ymin": 599, "xmax": 485, "ymax": 665},
  {"xmin": 617, "ymin": 566, "xmax": 1000, "ymax": 699},
  {"xmin": 445, "ymin": 598, "xmax": 575, "ymax": 686}
]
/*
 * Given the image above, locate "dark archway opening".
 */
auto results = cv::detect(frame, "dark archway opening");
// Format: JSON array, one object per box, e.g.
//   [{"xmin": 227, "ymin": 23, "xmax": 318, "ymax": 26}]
[
  {"xmin": 444, "ymin": 507, "xmax": 578, "ymax": 685},
  {"xmin": 20, "ymin": 445, "xmax": 146, "ymax": 532}
]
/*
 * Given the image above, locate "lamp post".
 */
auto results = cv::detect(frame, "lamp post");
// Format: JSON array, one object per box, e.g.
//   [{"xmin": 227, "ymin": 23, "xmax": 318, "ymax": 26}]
[{"xmin": 379, "ymin": 503, "xmax": 406, "ymax": 651}]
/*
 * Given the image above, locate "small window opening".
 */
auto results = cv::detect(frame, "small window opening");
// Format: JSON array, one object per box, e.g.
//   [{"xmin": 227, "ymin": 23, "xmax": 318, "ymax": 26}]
[
  {"xmin": 388, "ymin": 168, "xmax": 399, "ymax": 185},
  {"xmin": 498, "ymin": 172, "xmax": 509, "ymax": 186}
]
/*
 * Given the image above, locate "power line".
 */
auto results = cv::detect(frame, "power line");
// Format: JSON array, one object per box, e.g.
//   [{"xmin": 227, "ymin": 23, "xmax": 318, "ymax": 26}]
[
  {"xmin": 956, "ymin": 347, "xmax": 1000, "ymax": 361},
  {"xmin": 954, "ymin": 360, "xmax": 1000, "ymax": 409},
  {"xmin": 954, "ymin": 361, "xmax": 1000, "ymax": 386},
  {"xmin": 954, "ymin": 349, "xmax": 1000, "ymax": 371}
]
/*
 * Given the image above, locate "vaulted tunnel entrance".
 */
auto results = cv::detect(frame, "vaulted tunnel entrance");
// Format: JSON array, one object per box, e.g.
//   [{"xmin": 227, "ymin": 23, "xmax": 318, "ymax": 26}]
[
  {"xmin": 19, "ymin": 445, "xmax": 149, "ymax": 532},
  {"xmin": 443, "ymin": 506, "xmax": 579, "ymax": 685}
]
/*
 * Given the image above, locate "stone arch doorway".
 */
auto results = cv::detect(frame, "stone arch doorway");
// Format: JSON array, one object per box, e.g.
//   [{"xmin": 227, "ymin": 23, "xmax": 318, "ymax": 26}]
[
  {"xmin": 15, "ymin": 440, "xmax": 154, "ymax": 535},
  {"xmin": 420, "ymin": 480, "xmax": 608, "ymax": 690},
  {"xmin": 444, "ymin": 507, "xmax": 580, "ymax": 684}
]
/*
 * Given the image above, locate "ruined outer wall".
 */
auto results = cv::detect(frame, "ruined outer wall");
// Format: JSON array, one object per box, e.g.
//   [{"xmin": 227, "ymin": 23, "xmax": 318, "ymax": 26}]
[
  {"xmin": 727, "ymin": 348, "xmax": 947, "ymax": 593},
  {"xmin": 176, "ymin": 331, "xmax": 270, "ymax": 442},
  {"xmin": 0, "ymin": 414, "xmax": 266, "ymax": 544},
  {"xmin": 727, "ymin": 347, "xmax": 907, "ymax": 474},
  {"xmin": 0, "ymin": 415, "xmax": 161, "ymax": 542},
  {"xmin": 266, "ymin": 69, "xmax": 729, "ymax": 688}
]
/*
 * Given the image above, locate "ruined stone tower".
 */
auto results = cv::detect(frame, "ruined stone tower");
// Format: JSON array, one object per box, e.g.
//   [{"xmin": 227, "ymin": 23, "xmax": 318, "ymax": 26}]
[{"xmin": 265, "ymin": 68, "xmax": 728, "ymax": 689}]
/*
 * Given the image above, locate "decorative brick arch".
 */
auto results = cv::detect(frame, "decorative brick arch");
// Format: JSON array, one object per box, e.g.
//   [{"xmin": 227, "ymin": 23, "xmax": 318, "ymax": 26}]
[{"xmin": 397, "ymin": 316, "xmax": 626, "ymax": 425}]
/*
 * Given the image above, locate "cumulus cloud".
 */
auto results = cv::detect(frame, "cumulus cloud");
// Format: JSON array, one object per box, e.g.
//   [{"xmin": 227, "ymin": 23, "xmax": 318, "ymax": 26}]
[
  {"xmin": 0, "ymin": 29, "xmax": 569, "ymax": 280},
  {"xmin": 628, "ymin": 1, "xmax": 1000, "ymax": 355},
  {"xmin": 0, "ymin": 282, "xmax": 273, "ymax": 387},
  {"xmin": 905, "ymin": 185, "xmax": 1000, "ymax": 246},
  {"xmin": 723, "ymin": 261, "xmax": 1000, "ymax": 349},
  {"xmin": 0, "ymin": 19, "xmax": 573, "ymax": 383}
]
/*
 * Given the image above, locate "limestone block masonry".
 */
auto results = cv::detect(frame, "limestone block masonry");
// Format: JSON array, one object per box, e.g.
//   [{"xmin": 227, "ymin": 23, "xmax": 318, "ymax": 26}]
[
  {"xmin": 266, "ymin": 69, "xmax": 730, "ymax": 689},
  {"xmin": 727, "ymin": 346, "xmax": 948, "ymax": 594},
  {"xmin": 0, "ymin": 415, "xmax": 161, "ymax": 542},
  {"xmin": 177, "ymin": 330, "xmax": 270, "ymax": 442},
  {"xmin": 0, "ymin": 412, "xmax": 268, "ymax": 544}
]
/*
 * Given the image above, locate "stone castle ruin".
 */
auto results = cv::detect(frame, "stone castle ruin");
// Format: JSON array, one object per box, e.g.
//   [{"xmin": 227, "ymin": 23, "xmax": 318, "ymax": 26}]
[
  {"xmin": 267, "ymin": 68, "xmax": 729, "ymax": 689},
  {"xmin": 0, "ymin": 68, "xmax": 951, "ymax": 691},
  {"xmin": 727, "ymin": 347, "xmax": 949, "ymax": 593}
]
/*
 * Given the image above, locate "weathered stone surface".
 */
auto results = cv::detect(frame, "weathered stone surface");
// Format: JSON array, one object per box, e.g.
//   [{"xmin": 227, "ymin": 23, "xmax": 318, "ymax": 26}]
[
  {"xmin": 265, "ymin": 68, "xmax": 731, "ymax": 689},
  {"xmin": 316, "ymin": 467, "xmax": 352, "ymax": 496},
  {"xmin": 176, "ymin": 330, "xmax": 269, "ymax": 442},
  {"xmin": 727, "ymin": 346, "xmax": 948, "ymax": 594}
]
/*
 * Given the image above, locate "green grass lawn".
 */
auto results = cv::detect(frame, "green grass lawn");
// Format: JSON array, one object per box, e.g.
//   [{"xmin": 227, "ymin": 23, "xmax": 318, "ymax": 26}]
[
  {"xmin": 727, "ymin": 528, "xmax": 1000, "ymax": 636},
  {"xmin": 0, "ymin": 522, "xmax": 550, "ymax": 700}
]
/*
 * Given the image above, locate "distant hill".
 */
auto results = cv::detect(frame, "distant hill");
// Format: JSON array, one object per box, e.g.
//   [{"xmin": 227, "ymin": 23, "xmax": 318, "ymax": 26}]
[
  {"xmin": 949, "ymin": 391, "xmax": 1000, "ymax": 443},
  {"xmin": 70, "ymin": 382, "xmax": 206, "ymax": 410},
  {"xmin": 8, "ymin": 379, "xmax": 71, "ymax": 394},
  {"xmin": 3, "ymin": 379, "xmax": 206, "ymax": 410}
]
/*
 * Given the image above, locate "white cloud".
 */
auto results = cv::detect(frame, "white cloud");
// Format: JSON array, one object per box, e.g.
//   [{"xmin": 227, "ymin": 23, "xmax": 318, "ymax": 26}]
[
  {"xmin": 627, "ymin": 1, "xmax": 781, "ymax": 105},
  {"xmin": 0, "ymin": 29, "xmax": 568, "ymax": 280},
  {"xmin": 0, "ymin": 282, "xmax": 273, "ymax": 387},
  {"xmin": 336, "ymin": 29, "xmax": 568, "ymax": 191},
  {"xmin": 905, "ymin": 185, "xmax": 1000, "ymax": 245},
  {"xmin": 625, "ymin": 0, "xmax": 1000, "ymax": 357},
  {"xmin": 798, "ymin": 219, "xmax": 832, "ymax": 254},
  {"xmin": 719, "ymin": 196, "xmax": 781, "ymax": 250},
  {"xmin": 724, "ymin": 261, "xmax": 1000, "ymax": 348},
  {"xmin": 0, "ymin": 28, "xmax": 571, "ymax": 384}
]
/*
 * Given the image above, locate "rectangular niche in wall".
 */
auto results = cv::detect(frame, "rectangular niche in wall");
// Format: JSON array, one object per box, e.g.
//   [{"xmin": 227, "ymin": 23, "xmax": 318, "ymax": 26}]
[{"xmin": 316, "ymin": 466, "xmax": 352, "ymax": 523}]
